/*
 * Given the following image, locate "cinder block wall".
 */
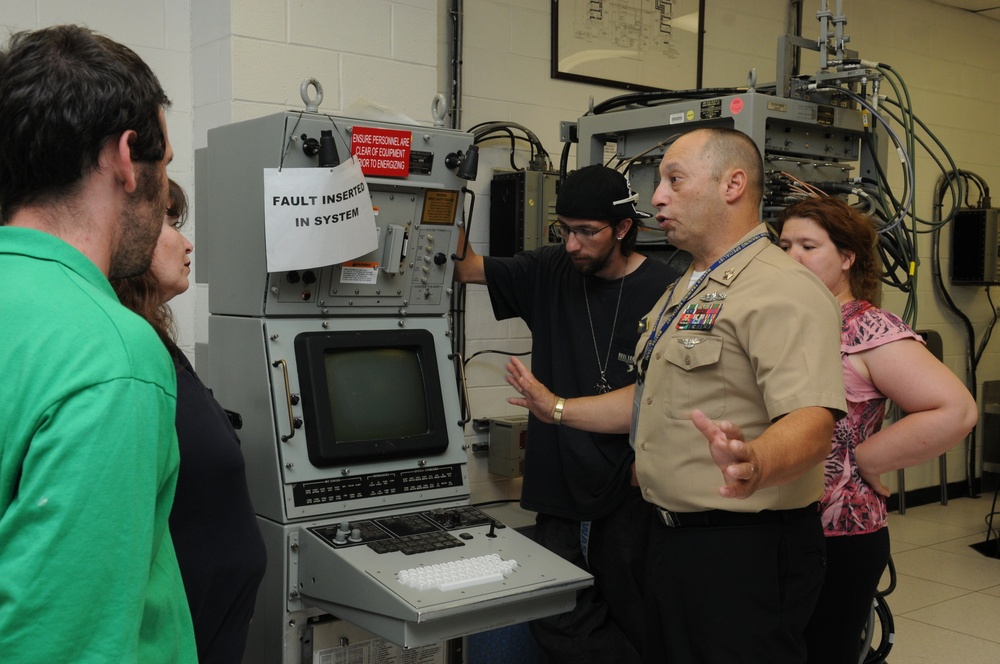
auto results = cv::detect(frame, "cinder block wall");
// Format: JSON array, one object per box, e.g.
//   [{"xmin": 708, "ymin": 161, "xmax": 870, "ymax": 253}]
[{"xmin": 4, "ymin": 0, "xmax": 997, "ymax": 501}]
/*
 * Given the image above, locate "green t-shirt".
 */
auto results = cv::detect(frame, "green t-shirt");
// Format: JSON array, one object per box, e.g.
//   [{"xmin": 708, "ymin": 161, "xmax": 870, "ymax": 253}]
[{"xmin": 0, "ymin": 227, "xmax": 197, "ymax": 663}]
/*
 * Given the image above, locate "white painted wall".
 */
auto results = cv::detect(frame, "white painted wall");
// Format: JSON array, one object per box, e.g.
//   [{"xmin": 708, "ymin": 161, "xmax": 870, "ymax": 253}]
[
  {"xmin": 3, "ymin": 0, "xmax": 997, "ymax": 502},
  {"xmin": 0, "ymin": 0, "xmax": 197, "ymax": 359},
  {"xmin": 456, "ymin": 0, "xmax": 1000, "ymax": 501}
]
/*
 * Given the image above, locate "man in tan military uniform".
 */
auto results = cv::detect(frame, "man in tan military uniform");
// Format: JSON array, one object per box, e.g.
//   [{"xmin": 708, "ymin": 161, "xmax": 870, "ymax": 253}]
[{"xmin": 506, "ymin": 127, "xmax": 845, "ymax": 663}]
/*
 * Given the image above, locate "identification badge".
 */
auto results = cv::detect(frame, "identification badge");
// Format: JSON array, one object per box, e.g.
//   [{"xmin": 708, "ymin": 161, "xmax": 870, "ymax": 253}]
[{"xmin": 676, "ymin": 302, "xmax": 723, "ymax": 331}]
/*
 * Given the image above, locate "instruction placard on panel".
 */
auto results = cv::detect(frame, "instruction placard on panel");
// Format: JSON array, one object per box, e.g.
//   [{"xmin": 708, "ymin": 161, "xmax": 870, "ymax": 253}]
[
  {"xmin": 421, "ymin": 190, "xmax": 460, "ymax": 225},
  {"xmin": 351, "ymin": 126, "xmax": 412, "ymax": 177},
  {"xmin": 340, "ymin": 261, "xmax": 380, "ymax": 285}
]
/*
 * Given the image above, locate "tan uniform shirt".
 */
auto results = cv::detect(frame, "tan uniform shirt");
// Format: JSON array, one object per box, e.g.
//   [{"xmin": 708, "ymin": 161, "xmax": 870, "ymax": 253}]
[{"xmin": 633, "ymin": 226, "xmax": 846, "ymax": 513}]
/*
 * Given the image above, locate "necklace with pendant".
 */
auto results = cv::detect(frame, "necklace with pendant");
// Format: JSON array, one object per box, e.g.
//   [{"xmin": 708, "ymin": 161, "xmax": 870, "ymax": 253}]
[{"xmin": 583, "ymin": 259, "xmax": 627, "ymax": 394}]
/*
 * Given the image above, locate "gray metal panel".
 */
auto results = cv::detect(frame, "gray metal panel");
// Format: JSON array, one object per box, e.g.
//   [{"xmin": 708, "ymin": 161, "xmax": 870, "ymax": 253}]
[
  {"xmin": 198, "ymin": 112, "xmax": 595, "ymax": 663},
  {"xmin": 260, "ymin": 316, "xmax": 469, "ymax": 521},
  {"xmin": 203, "ymin": 114, "xmax": 285, "ymax": 315},
  {"xmin": 194, "ymin": 147, "xmax": 210, "ymax": 286},
  {"xmin": 203, "ymin": 315, "xmax": 286, "ymax": 521},
  {"xmin": 307, "ymin": 591, "xmax": 576, "ymax": 649},
  {"xmin": 199, "ymin": 112, "xmax": 473, "ymax": 318},
  {"xmin": 243, "ymin": 518, "xmax": 294, "ymax": 664},
  {"xmin": 574, "ymin": 92, "xmax": 871, "ymax": 224},
  {"xmin": 577, "ymin": 92, "xmax": 866, "ymax": 165},
  {"xmin": 205, "ymin": 314, "xmax": 469, "ymax": 524},
  {"xmin": 296, "ymin": 516, "xmax": 592, "ymax": 648}
]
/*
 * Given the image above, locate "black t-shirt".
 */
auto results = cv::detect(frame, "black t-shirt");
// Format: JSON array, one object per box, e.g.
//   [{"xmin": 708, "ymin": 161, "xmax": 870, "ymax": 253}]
[
  {"xmin": 169, "ymin": 349, "xmax": 268, "ymax": 663},
  {"xmin": 484, "ymin": 245, "xmax": 681, "ymax": 520}
]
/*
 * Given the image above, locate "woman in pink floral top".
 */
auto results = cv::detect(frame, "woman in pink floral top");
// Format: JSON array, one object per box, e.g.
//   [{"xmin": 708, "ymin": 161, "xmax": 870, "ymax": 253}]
[{"xmin": 776, "ymin": 197, "xmax": 977, "ymax": 664}]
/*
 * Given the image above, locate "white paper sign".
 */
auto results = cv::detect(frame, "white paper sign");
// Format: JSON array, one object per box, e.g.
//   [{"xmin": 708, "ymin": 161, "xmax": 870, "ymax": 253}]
[{"xmin": 263, "ymin": 156, "xmax": 378, "ymax": 272}]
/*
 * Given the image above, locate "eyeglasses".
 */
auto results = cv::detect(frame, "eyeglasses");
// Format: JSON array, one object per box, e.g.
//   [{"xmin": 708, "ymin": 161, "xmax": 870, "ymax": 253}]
[{"xmin": 548, "ymin": 221, "xmax": 613, "ymax": 241}]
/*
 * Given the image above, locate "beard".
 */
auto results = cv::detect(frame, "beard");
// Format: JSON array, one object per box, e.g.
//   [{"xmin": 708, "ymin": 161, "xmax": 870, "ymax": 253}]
[
  {"xmin": 572, "ymin": 242, "xmax": 617, "ymax": 277},
  {"xmin": 108, "ymin": 162, "xmax": 166, "ymax": 280}
]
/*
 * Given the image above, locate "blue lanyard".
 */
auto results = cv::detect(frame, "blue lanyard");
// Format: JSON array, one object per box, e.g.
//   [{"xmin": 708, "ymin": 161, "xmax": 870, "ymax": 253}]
[{"xmin": 638, "ymin": 232, "xmax": 770, "ymax": 377}]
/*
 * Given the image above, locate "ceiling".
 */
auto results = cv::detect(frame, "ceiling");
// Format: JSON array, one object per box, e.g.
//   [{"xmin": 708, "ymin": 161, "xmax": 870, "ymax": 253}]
[{"xmin": 930, "ymin": 0, "xmax": 1000, "ymax": 22}]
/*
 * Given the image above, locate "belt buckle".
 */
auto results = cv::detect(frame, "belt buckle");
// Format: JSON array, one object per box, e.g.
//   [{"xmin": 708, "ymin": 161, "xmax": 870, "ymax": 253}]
[{"xmin": 658, "ymin": 508, "xmax": 679, "ymax": 528}]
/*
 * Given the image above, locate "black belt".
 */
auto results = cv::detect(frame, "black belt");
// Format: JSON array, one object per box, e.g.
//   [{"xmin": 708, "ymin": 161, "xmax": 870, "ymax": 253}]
[{"xmin": 656, "ymin": 502, "xmax": 819, "ymax": 528}]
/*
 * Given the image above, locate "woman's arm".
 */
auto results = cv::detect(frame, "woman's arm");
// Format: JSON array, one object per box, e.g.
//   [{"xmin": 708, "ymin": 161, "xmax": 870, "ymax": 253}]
[{"xmin": 854, "ymin": 338, "xmax": 977, "ymax": 485}]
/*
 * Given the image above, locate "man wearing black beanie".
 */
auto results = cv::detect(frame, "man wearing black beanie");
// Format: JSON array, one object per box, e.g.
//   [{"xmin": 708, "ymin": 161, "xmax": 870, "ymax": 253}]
[{"xmin": 454, "ymin": 164, "xmax": 683, "ymax": 663}]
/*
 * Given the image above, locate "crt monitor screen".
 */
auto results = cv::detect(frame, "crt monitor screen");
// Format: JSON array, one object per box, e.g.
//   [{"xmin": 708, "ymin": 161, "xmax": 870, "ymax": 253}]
[{"xmin": 294, "ymin": 328, "xmax": 450, "ymax": 466}]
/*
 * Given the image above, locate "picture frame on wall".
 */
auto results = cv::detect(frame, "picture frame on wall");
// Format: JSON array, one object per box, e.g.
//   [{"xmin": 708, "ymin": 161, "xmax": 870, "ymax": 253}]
[{"xmin": 551, "ymin": 0, "xmax": 704, "ymax": 92}]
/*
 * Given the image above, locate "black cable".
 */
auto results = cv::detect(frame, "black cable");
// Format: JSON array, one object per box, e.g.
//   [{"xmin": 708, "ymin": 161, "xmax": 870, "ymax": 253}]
[
  {"xmin": 878, "ymin": 101, "xmax": 962, "ymax": 229},
  {"xmin": 590, "ymin": 87, "xmax": 747, "ymax": 115},
  {"xmin": 463, "ymin": 348, "xmax": 531, "ymax": 367},
  {"xmin": 962, "ymin": 175, "xmax": 987, "ymax": 208},
  {"xmin": 931, "ymin": 171, "xmax": 979, "ymax": 497},
  {"xmin": 473, "ymin": 127, "xmax": 522, "ymax": 170},
  {"xmin": 862, "ymin": 595, "xmax": 895, "ymax": 663},
  {"xmin": 451, "ymin": 281, "xmax": 468, "ymax": 422},
  {"xmin": 959, "ymin": 170, "xmax": 992, "ymax": 207},
  {"xmin": 860, "ymin": 125, "xmax": 905, "ymax": 225},
  {"xmin": 861, "ymin": 555, "xmax": 896, "ymax": 663},
  {"xmin": 876, "ymin": 235, "xmax": 912, "ymax": 293},
  {"xmin": 813, "ymin": 85, "xmax": 913, "ymax": 233},
  {"xmin": 558, "ymin": 140, "xmax": 572, "ymax": 182},
  {"xmin": 468, "ymin": 121, "xmax": 551, "ymax": 168},
  {"xmin": 976, "ymin": 287, "xmax": 999, "ymax": 367},
  {"xmin": 876, "ymin": 65, "xmax": 917, "ymax": 235},
  {"xmin": 471, "ymin": 498, "xmax": 520, "ymax": 508},
  {"xmin": 875, "ymin": 555, "xmax": 896, "ymax": 599}
]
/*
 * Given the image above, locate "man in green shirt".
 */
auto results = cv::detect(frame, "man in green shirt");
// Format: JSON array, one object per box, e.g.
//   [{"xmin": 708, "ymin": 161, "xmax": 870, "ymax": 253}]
[{"xmin": 0, "ymin": 25, "xmax": 197, "ymax": 663}]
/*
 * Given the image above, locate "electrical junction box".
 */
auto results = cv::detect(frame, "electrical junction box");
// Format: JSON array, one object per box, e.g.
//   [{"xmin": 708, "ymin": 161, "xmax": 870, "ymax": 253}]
[
  {"xmin": 489, "ymin": 170, "xmax": 560, "ymax": 257},
  {"xmin": 488, "ymin": 414, "xmax": 528, "ymax": 478},
  {"xmin": 951, "ymin": 208, "xmax": 1000, "ymax": 285}
]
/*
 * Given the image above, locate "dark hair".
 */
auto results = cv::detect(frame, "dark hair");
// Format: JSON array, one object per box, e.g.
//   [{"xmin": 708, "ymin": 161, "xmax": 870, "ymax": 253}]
[
  {"xmin": 611, "ymin": 217, "xmax": 639, "ymax": 256},
  {"xmin": 776, "ymin": 196, "xmax": 882, "ymax": 306},
  {"xmin": 0, "ymin": 25, "xmax": 171, "ymax": 223},
  {"xmin": 165, "ymin": 178, "xmax": 188, "ymax": 225},
  {"xmin": 698, "ymin": 127, "xmax": 764, "ymax": 204},
  {"xmin": 112, "ymin": 179, "xmax": 187, "ymax": 350}
]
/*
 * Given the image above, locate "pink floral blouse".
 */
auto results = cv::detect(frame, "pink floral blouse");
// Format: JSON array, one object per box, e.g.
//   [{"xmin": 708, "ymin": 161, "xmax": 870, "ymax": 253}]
[{"xmin": 820, "ymin": 299, "xmax": 922, "ymax": 536}]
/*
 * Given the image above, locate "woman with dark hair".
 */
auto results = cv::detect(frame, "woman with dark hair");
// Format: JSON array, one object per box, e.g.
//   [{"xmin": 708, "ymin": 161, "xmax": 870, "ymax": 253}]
[
  {"xmin": 114, "ymin": 180, "xmax": 267, "ymax": 663},
  {"xmin": 776, "ymin": 196, "xmax": 977, "ymax": 664}
]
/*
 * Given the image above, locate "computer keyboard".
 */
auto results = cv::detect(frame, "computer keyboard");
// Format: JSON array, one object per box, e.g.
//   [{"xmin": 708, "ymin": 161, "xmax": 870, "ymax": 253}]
[{"xmin": 396, "ymin": 553, "xmax": 519, "ymax": 592}]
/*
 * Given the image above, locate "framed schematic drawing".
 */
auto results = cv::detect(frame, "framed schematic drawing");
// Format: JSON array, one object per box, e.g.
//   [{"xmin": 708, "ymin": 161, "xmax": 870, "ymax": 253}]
[{"xmin": 551, "ymin": 0, "xmax": 704, "ymax": 91}]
